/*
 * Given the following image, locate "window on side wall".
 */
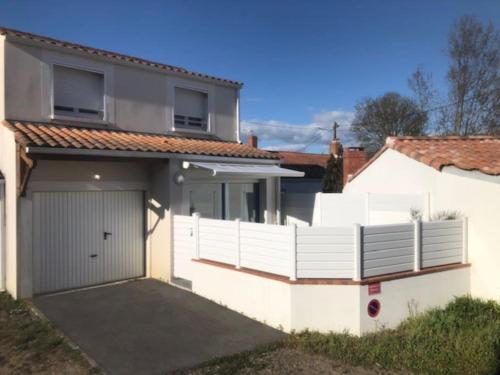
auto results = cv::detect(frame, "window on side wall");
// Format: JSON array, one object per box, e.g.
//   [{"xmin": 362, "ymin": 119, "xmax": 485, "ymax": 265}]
[
  {"xmin": 174, "ymin": 87, "xmax": 208, "ymax": 132},
  {"xmin": 53, "ymin": 65, "xmax": 105, "ymax": 121}
]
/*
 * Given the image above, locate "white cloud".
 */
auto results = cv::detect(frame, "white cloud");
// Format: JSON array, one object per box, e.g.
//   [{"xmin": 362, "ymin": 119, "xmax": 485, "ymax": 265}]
[{"xmin": 241, "ymin": 110, "xmax": 355, "ymax": 153}]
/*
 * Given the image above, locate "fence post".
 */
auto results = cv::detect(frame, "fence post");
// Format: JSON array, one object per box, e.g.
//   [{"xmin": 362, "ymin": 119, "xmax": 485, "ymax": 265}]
[
  {"xmin": 235, "ymin": 218, "xmax": 241, "ymax": 269},
  {"xmin": 413, "ymin": 219, "xmax": 421, "ymax": 272},
  {"xmin": 193, "ymin": 212, "xmax": 200, "ymax": 260},
  {"xmin": 462, "ymin": 217, "xmax": 468, "ymax": 264},
  {"xmin": 365, "ymin": 193, "xmax": 370, "ymax": 225},
  {"xmin": 290, "ymin": 224, "xmax": 297, "ymax": 281},
  {"xmin": 353, "ymin": 223, "xmax": 362, "ymax": 281}
]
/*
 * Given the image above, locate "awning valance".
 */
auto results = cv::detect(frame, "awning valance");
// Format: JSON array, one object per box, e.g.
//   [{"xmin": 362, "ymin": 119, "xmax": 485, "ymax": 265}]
[{"xmin": 184, "ymin": 162, "xmax": 305, "ymax": 177}]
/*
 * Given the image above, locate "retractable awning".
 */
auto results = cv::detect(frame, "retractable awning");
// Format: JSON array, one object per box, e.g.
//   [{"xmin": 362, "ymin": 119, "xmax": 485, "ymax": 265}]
[{"xmin": 184, "ymin": 162, "xmax": 305, "ymax": 177}]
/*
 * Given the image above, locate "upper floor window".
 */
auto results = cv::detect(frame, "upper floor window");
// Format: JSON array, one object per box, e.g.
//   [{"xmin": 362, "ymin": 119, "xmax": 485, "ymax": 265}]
[
  {"xmin": 174, "ymin": 87, "xmax": 208, "ymax": 132},
  {"xmin": 53, "ymin": 65, "xmax": 105, "ymax": 121}
]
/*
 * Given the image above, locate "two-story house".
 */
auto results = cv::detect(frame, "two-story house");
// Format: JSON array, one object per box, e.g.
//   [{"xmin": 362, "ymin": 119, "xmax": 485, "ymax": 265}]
[{"xmin": 0, "ymin": 27, "xmax": 302, "ymax": 298}]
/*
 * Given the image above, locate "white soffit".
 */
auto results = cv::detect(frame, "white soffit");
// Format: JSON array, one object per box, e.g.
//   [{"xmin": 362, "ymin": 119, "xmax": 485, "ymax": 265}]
[{"xmin": 185, "ymin": 162, "xmax": 305, "ymax": 177}]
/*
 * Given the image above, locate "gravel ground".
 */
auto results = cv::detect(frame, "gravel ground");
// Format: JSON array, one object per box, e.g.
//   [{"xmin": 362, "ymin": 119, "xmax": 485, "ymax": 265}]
[{"xmin": 181, "ymin": 347, "xmax": 407, "ymax": 375}]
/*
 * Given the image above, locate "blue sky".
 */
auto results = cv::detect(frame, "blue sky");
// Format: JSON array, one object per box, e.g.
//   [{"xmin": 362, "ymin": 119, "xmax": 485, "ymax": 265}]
[{"xmin": 1, "ymin": 0, "xmax": 498, "ymax": 152}]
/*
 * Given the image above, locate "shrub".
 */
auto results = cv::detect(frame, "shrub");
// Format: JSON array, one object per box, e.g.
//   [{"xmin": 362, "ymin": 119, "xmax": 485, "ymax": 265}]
[{"xmin": 291, "ymin": 296, "xmax": 500, "ymax": 375}]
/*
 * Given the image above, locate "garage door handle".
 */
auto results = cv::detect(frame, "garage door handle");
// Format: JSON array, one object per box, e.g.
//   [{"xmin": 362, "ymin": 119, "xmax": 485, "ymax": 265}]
[
  {"xmin": 104, "ymin": 232, "xmax": 112, "ymax": 240},
  {"xmin": 90, "ymin": 254, "xmax": 98, "ymax": 258}
]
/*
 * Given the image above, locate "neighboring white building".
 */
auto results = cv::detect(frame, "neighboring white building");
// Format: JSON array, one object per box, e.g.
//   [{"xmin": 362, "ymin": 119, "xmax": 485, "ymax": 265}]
[{"xmin": 344, "ymin": 136, "xmax": 500, "ymax": 301}]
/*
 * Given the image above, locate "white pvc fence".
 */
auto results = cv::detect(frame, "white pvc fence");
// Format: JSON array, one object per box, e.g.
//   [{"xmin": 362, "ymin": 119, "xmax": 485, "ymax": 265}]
[
  {"xmin": 296, "ymin": 227, "xmax": 354, "ymax": 278},
  {"xmin": 173, "ymin": 215, "xmax": 467, "ymax": 281},
  {"xmin": 173, "ymin": 215, "xmax": 196, "ymax": 280},
  {"xmin": 422, "ymin": 220, "xmax": 464, "ymax": 268},
  {"xmin": 362, "ymin": 223, "xmax": 415, "ymax": 277}
]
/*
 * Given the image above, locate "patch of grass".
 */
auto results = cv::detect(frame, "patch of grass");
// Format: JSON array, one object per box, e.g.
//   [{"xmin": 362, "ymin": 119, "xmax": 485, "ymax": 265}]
[
  {"xmin": 291, "ymin": 296, "xmax": 500, "ymax": 375},
  {"xmin": 0, "ymin": 292, "xmax": 100, "ymax": 374}
]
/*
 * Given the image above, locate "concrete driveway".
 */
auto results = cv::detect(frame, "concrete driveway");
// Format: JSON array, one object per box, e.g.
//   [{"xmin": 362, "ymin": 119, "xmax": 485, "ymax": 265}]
[{"xmin": 34, "ymin": 279, "xmax": 284, "ymax": 374}]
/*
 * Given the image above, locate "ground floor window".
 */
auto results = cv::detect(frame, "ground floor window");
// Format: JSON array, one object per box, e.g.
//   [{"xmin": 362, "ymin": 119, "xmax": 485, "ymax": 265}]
[{"xmin": 188, "ymin": 182, "xmax": 260, "ymax": 222}]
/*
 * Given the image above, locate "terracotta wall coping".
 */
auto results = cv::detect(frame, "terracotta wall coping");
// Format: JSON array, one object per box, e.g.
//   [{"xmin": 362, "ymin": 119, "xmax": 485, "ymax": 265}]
[{"xmin": 192, "ymin": 258, "xmax": 470, "ymax": 285}]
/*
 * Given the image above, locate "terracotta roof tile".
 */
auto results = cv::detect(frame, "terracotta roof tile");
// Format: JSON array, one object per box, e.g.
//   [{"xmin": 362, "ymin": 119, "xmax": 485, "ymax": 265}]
[
  {"xmin": 273, "ymin": 151, "xmax": 330, "ymax": 167},
  {"xmin": 388, "ymin": 136, "xmax": 500, "ymax": 175},
  {"xmin": 348, "ymin": 136, "xmax": 500, "ymax": 181},
  {"xmin": 3, "ymin": 120, "xmax": 278, "ymax": 160},
  {"xmin": 0, "ymin": 27, "xmax": 242, "ymax": 87}
]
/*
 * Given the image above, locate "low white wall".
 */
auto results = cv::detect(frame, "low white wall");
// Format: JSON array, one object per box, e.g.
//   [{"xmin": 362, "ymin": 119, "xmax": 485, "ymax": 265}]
[
  {"xmin": 191, "ymin": 260, "xmax": 470, "ymax": 336},
  {"xmin": 192, "ymin": 261, "xmax": 292, "ymax": 331},
  {"xmin": 359, "ymin": 267, "xmax": 470, "ymax": 333},
  {"xmin": 291, "ymin": 284, "xmax": 360, "ymax": 333}
]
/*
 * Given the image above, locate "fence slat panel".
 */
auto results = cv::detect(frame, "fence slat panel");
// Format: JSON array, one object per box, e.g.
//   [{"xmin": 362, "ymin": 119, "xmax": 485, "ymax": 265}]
[
  {"xmin": 198, "ymin": 219, "xmax": 237, "ymax": 266},
  {"xmin": 239, "ymin": 222, "xmax": 292, "ymax": 277},
  {"xmin": 362, "ymin": 223, "xmax": 414, "ymax": 277},
  {"xmin": 422, "ymin": 220, "xmax": 463, "ymax": 268},
  {"xmin": 296, "ymin": 226, "xmax": 354, "ymax": 278}
]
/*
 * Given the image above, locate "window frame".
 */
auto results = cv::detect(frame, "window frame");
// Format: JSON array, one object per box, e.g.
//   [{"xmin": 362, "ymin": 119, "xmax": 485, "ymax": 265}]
[
  {"xmin": 172, "ymin": 84, "xmax": 211, "ymax": 134},
  {"xmin": 49, "ymin": 62, "xmax": 108, "ymax": 124}
]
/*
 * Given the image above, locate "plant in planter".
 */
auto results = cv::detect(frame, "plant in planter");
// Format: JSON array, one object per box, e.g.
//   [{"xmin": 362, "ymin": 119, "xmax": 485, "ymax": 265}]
[{"xmin": 431, "ymin": 210, "xmax": 462, "ymax": 221}]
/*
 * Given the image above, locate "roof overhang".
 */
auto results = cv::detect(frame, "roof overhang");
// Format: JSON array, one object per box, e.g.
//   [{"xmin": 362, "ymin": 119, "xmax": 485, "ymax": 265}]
[
  {"xmin": 183, "ymin": 161, "xmax": 305, "ymax": 177},
  {"xmin": 25, "ymin": 146, "xmax": 280, "ymax": 165}
]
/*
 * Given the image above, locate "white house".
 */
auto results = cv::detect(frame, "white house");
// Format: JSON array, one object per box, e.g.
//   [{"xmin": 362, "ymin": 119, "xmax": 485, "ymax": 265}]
[
  {"xmin": 344, "ymin": 136, "xmax": 500, "ymax": 301},
  {"xmin": 0, "ymin": 27, "xmax": 302, "ymax": 298}
]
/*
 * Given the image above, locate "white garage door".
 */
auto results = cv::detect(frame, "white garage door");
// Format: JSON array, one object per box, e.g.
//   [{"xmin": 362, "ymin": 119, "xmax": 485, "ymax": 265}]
[{"xmin": 33, "ymin": 191, "xmax": 144, "ymax": 294}]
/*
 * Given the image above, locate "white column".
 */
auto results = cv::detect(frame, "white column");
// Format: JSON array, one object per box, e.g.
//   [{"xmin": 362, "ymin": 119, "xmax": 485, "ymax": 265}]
[
  {"xmin": 235, "ymin": 218, "xmax": 241, "ymax": 269},
  {"xmin": 462, "ymin": 217, "xmax": 468, "ymax": 264},
  {"xmin": 193, "ymin": 212, "xmax": 200, "ymax": 260},
  {"xmin": 413, "ymin": 219, "xmax": 421, "ymax": 272},
  {"xmin": 289, "ymin": 224, "xmax": 297, "ymax": 281},
  {"xmin": 353, "ymin": 223, "xmax": 362, "ymax": 281},
  {"xmin": 265, "ymin": 177, "xmax": 275, "ymax": 224},
  {"xmin": 276, "ymin": 177, "xmax": 282, "ymax": 225}
]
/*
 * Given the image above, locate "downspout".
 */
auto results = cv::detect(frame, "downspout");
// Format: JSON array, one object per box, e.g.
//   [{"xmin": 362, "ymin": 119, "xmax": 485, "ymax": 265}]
[{"xmin": 16, "ymin": 144, "xmax": 36, "ymax": 198}]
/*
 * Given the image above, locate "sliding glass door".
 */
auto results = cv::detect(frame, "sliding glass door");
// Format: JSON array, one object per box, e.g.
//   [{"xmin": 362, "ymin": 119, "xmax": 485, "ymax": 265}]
[
  {"xmin": 188, "ymin": 183, "xmax": 222, "ymax": 219},
  {"xmin": 224, "ymin": 183, "xmax": 259, "ymax": 222},
  {"xmin": 186, "ymin": 182, "xmax": 260, "ymax": 222}
]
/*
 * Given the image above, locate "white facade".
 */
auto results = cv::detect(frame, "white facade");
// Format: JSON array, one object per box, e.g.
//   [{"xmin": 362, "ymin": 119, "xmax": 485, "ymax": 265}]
[
  {"xmin": 3, "ymin": 35, "xmax": 240, "ymax": 140},
  {"xmin": 0, "ymin": 30, "xmax": 284, "ymax": 299},
  {"xmin": 192, "ymin": 260, "xmax": 470, "ymax": 335},
  {"xmin": 344, "ymin": 148, "xmax": 500, "ymax": 300}
]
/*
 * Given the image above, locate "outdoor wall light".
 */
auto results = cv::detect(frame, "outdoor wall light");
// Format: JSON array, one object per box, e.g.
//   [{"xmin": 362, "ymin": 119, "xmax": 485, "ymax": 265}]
[
  {"xmin": 173, "ymin": 172, "xmax": 185, "ymax": 185},
  {"xmin": 93, "ymin": 174, "xmax": 101, "ymax": 180}
]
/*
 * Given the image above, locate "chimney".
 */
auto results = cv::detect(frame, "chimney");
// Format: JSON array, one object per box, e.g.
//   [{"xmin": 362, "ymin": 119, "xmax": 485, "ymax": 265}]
[
  {"xmin": 247, "ymin": 134, "xmax": 258, "ymax": 148},
  {"xmin": 330, "ymin": 122, "xmax": 341, "ymax": 157},
  {"xmin": 343, "ymin": 147, "xmax": 368, "ymax": 185},
  {"xmin": 330, "ymin": 139, "xmax": 341, "ymax": 157}
]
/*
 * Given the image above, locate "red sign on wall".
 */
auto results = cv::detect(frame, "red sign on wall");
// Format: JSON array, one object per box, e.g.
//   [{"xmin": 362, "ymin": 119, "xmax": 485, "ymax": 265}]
[{"xmin": 368, "ymin": 282, "xmax": 381, "ymax": 295}]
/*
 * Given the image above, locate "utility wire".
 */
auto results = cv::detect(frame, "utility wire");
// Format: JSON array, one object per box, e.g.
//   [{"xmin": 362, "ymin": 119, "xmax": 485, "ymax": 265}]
[{"xmin": 243, "ymin": 91, "xmax": 498, "ymax": 131}]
